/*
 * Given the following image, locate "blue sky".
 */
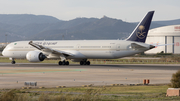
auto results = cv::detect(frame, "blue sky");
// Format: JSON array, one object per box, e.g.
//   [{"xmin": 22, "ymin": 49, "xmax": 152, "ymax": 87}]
[{"xmin": 0, "ymin": 0, "xmax": 179, "ymax": 22}]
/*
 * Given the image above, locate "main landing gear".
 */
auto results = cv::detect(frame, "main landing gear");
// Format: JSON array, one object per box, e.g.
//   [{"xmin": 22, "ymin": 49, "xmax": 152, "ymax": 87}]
[
  {"xmin": 80, "ymin": 61, "xmax": 90, "ymax": 65},
  {"xmin": 58, "ymin": 60, "xmax": 69, "ymax": 65}
]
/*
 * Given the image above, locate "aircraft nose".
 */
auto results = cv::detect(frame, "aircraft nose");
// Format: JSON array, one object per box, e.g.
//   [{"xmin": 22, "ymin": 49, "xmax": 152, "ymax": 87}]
[
  {"xmin": 2, "ymin": 50, "xmax": 5, "ymax": 56},
  {"xmin": 2, "ymin": 47, "xmax": 7, "ymax": 56}
]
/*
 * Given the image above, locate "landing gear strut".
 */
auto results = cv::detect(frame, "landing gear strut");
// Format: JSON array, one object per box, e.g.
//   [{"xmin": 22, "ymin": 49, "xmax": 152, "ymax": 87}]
[
  {"xmin": 80, "ymin": 61, "xmax": 90, "ymax": 65},
  {"xmin": 11, "ymin": 58, "xmax": 16, "ymax": 64},
  {"xmin": 58, "ymin": 60, "xmax": 69, "ymax": 65}
]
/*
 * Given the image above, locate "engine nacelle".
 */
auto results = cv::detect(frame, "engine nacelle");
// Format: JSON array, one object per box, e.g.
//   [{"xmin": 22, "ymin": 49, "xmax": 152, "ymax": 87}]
[{"xmin": 26, "ymin": 51, "xmax": 46, "ymax": 62}]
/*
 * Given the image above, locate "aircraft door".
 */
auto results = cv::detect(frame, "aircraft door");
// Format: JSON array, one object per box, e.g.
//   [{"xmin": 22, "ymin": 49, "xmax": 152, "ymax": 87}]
[
  {"xmin": 116, "ymin": 44, "xmax": 120, "ymax": 51},
  {"xmin": 76, "ymin": 44, "xmax": 80, "ymax": 51}
]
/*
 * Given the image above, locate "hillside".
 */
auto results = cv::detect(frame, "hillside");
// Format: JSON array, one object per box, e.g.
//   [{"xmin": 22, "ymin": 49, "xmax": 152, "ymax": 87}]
[
  {"xmin": 32, "ymin": 16, "xmax": 136, "ymax": 40},
  {"xmin": 0, "ymin": 14, "xmax": 61, "ymax": 26},
  {"xmin": 0, "ymin": 14, "xmax": 179, "ymax": 42}
]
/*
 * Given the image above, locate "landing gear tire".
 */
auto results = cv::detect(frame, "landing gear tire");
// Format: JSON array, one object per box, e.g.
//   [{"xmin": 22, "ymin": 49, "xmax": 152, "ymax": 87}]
[
  {"xmin": 62, "ymin": 61, "xmax": 66, "ymax": 65},
  {"xmin": 59, "ymin": 61, "xmax": 62, "ymax": 65},
  {"xmin": 84, "ymin": 62, "xmax": 87, "ymax": 65},
  {"xmin": 80, "ymin": 61, "xmax": 84, "ymax": 65},
  {"xmin": 66, "ymin": 61, "xmax": 69, "ymax": 65},
  {"xmin": 86, "ymin": 61, "xmax": 90, "ymax": 65},
  {"xmin": 80, "ymin": 61, "xmax": 90, "ymax": 65},
  {"xmin": 11, "ymin": 61, "xmax": 16, "ymax": 64},
  {"xmin": 59, "ymin": 61, "xmax": 69, "ymax": 65}
]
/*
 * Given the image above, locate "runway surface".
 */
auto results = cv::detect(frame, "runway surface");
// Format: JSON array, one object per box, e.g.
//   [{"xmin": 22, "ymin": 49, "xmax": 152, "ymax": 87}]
[{"xmin": 0, "ymin": 63, "xmax": 180, "ymax": 89}]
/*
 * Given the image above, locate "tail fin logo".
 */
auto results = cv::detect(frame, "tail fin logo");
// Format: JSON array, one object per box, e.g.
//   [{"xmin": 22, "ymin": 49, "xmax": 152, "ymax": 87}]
[{"xmin": 136, "ymin": 25, "xmax": 146, "ymax": 39}]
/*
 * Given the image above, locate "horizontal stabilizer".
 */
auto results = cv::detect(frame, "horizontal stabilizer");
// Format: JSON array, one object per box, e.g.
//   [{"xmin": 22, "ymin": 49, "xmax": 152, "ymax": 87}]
[
  {"xmin": 131, "ymin": 43, "xmax": 146, "ymax": 49},
  {"xmin": 152, "ymin": 43, "xmax": 174, "ymax": 47}
]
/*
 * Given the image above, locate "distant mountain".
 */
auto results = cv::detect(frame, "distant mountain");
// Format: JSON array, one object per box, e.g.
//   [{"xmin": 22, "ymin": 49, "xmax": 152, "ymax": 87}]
[
  {"xmin": 32, "ymin": 16, "xmax": 136, "ymax": 40},
  {"xmin": 0, "ymin": 14, "xmax": 179, "ymax": 42},
  {"xmin": 0, "ymin": 14, "xmax": 61, "ymax": 26}
]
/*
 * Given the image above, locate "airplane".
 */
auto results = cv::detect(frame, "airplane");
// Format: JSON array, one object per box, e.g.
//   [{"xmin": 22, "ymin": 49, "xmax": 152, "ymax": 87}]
[{"xmin": 2, "ymin": 11, "xmax": 155, "ymax": 65}]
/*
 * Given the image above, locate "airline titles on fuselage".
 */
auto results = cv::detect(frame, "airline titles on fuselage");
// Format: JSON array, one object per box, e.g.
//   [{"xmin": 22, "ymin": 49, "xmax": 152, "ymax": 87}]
[{"xmin": 34, "ymin": 42, "xmax": 58, "ymax": 46}]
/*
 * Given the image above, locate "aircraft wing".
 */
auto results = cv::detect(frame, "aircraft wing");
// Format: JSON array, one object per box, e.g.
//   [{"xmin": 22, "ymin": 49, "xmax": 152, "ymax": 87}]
[{"xmin": 29, "ymin": 41, "xmax": 73, "ymax": 56}]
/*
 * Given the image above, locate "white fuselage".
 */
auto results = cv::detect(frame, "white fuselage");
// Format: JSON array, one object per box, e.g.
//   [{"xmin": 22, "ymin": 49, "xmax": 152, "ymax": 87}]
[{"xmin": 2, "ymin": 40, "xmax": 151, "ymax": 60}]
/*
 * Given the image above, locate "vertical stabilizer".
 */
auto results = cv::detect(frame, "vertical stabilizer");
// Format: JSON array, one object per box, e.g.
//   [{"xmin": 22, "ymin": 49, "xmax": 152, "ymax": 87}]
[{"xmin": 126, "ymin": 11, "xmax": 154, "ymax": 43}]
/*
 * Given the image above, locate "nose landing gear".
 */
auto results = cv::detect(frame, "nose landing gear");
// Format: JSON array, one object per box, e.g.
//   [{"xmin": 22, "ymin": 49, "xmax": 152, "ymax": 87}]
[
  {"xmin": 11, "ymin": 58, "xmax": 16, "ymax": 64},
  {"xmin": 11, "ymin": 60, "xmax": 16, "ymax": 64}
]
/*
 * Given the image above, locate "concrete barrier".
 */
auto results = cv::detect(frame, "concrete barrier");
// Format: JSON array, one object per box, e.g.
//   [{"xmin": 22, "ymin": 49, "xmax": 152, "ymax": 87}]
[{"xmin": 166, "ymin": 88, "xmax": 180, "ymax": 96}]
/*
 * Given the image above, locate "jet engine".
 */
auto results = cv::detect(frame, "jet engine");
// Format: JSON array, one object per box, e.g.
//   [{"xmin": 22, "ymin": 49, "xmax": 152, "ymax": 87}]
[{"xmin": 26, "ymin": 51, "xmax": 46, "ymax": 62}]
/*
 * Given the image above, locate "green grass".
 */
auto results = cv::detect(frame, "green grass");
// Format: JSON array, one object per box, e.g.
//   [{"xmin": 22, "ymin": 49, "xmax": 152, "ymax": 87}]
[
  {"xmin": 1, "ymin": 85, "xmax": 180, "ymax": 101},
  {"xmin": 26, "ymin": 85, "xmax": 168, "ymax": 95}
]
